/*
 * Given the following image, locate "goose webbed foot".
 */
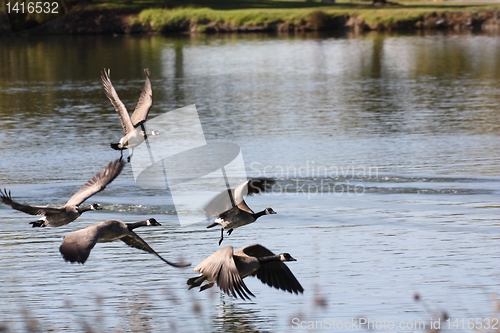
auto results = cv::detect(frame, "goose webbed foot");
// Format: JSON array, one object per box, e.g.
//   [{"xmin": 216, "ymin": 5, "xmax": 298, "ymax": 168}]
[
  {"xmin": 127, "ymin": 149, "xmax": 134, "ymax": 163},
  {"xmin": 218, "ymin": 228, "xmax": 224, "ymax": 246},
  {"xmin": 227, "ymin": 229, "xmax": 233, "ymax": 236},
  {"xmin": 200, "ymin": 282, "xmax": 215, "ymax": 292},
  {"xmin": 29, "ymin": 221, "xmax": 45, "ymax": 228}
]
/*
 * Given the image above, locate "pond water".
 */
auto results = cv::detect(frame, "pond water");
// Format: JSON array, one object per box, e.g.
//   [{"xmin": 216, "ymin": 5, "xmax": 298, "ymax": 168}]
[{"xmin": 0, "ymin": 31, "xmax": 499, "ymax": 332}]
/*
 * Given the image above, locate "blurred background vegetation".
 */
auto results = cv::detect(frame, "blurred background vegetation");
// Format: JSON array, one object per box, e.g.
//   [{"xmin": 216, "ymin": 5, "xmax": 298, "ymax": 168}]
[
  {"xmin": 1, "ymin": 0, "xmax": 500, "ymax": 36},
  {"xmin": 3, "ymin": 0, "xmax": 499, "ymax": 12}
]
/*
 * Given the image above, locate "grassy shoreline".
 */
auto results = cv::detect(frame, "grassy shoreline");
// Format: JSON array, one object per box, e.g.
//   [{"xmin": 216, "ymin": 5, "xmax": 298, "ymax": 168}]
[
  {"xmin": 131, "ymin": 4, "xmax": 500, "ymax": 33},
  {"xmin": 2, "ymin": 1, "xmax": 500, "ymax": 35}
]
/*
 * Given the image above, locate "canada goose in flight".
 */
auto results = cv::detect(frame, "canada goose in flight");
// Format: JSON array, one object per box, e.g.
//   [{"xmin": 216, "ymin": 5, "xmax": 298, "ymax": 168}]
[
  {"xmin": 204, "ymin": 179, "xmax": 277, "ymax": 245},
  {"xmin": 187, "ymin": 244, "xmax": 303, "ymax": 300},
  {"xmin": 0, "ymin": 159, "xmax": 125, "ymax": 228},
  {"xmin": 101, "ymin": 68, "xmax": 158, "ymax": 161},
  {"xmin": 59, "ymin": 218, "xmax": 190, "ymax": 267}
]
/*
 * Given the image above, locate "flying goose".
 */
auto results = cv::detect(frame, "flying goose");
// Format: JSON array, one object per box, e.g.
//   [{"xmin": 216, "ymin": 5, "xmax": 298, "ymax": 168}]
[
  {"xmin": 187, "ymin": 244, "xmax": 303, "ymax": 300},
  {"xmin": 59, "ymin": 218, "xmax": 190, "ymax": 266},
  {"xmin": 101, "ymin": 68, "xmax": 158, "ymax": 161},
  {"xmin": 204, "ymin": 179, "xmax": 277, "ymax": 245},
  {"xmin": 0, "ymin": 159, "xmax": 125, "ymax": 228}
]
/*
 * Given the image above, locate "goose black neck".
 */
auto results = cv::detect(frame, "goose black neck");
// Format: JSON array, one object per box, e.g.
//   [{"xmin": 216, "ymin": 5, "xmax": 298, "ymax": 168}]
[
  {"xmin": 77, "ymin": 205, "xmax": 93, "ymax": 213},
  {"xmin": 127, "ymin": 220, "xmax": 148, "ymax": 231},
  {"xmin": 258, "ymin": 255, "xmax": 281, "ymax": 264},
  {"xmin": 252, "ymin": 210, "xmax": 267, "ymax": 220}
]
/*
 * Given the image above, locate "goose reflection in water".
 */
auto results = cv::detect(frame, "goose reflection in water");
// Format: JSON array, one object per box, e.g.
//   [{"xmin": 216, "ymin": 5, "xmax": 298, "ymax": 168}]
[{"xmin": 212, "ymin": 300, "xmax": 276, "ymax": 333}]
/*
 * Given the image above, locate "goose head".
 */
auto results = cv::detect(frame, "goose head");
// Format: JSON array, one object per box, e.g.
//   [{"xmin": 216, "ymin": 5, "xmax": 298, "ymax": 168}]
[
  {"xmin": 146, "ymin": 218, "xmax": 161, "ymax": 226},
  {"xmin": 279, "ymin": 253, "xmax": 296, "ymax": 262},
  {"xmin": 265, "ymin": 208, "xmax": 277, "ymax": 215},
  {"xmin": 91, "ymin": 203, "xmax": 102, "ymax": 210}
]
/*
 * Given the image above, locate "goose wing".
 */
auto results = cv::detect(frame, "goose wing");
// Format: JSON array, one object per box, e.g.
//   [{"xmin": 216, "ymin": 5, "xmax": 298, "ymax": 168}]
[
  {"xmin": 233, "ymin": 179, "xmax": 274, "ymax": 213},
  {"xmin": 130, "ymin": 68, "xmax": 153, "ymax": 127},
  {"xmin": 120, "ymin": 232, "xmax": 189, "ymax": 268},
  {"xmin": 220, "ymin": 183, "xmax": 253, "ymax": 213},
  {"xmin": 0, "ymin": 188, "xmax": 63, "ymax": 216},
  {"xmin": 242, "ymin": 244, "xmax": 304, "ymax": 295},
  {"xmin": 238, "ymin": 244, "xmax": 274, "ymax": 257},
  {"xmin": 203, "ymin": 178, "xmax": 275, "ymax": 217},
  {"xmin": 59, "ymin": 224, "xmax": 101, "ymax": 264},
  {"xmin": 240, "ymin": 178, "xmax": 276, "ymax": 196},
  {"xmin": 65, "ymin": 159, "xmax": 125, "ymax": 207},
  {"xmin": 203, "ymin": 188, "xmax": 244, "ymax": 217},
  {"xmin": 195, "ymin": 246, "xmax": 255, "ymax": 300},
  {"xmin": 101, "ymin": 68, "xmax": 135, "ymax": 134}
]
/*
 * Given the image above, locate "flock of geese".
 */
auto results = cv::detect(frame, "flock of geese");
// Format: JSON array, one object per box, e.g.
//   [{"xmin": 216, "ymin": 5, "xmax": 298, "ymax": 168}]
[{"xmin": 1, "ymin": 69, "xmax": 304, "ymax": 301}]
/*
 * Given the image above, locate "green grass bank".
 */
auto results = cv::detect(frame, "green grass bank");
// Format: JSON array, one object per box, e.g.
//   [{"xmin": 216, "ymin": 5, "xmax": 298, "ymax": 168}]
[
  {"xmin": 132, "ymin": 5, "xmax": 500, "ymax": 33},
  {"xmin": 2, "ymin": 0, "xmax": 500, "ymax": 35}
]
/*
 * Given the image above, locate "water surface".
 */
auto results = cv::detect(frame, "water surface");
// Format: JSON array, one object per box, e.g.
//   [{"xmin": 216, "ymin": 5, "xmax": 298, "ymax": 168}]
[{"xmin": 0, "ymin": 31, "xmax": 499, "ymax": 332}]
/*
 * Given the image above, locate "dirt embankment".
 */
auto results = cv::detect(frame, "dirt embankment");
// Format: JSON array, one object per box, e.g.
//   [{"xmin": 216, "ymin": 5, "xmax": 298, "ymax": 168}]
[
  {"xmin": 1, "ymin": 7, "xmax": 500, "ymax": 36},
  {"xmin": 345, "ymin": 10, "xmax": 500, "ymax": 32}
]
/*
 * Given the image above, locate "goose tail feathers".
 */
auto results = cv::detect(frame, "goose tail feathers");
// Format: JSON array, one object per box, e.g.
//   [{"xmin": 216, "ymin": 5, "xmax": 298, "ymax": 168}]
[{"xmin": 110, "ymin": 143, "xmax": 121, "ymax": 150}]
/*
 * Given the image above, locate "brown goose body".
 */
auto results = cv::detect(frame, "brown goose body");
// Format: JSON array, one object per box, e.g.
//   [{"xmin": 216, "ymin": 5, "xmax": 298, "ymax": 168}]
[
  {"xmin": 204, "ymin": 179, "xmax": 277, "ymax": 245},
  {"xmin": 101, "ymin": 68, "xmax": 157, "ymax": 160},
  {"xmin": 59, "ymin": 218, "xmax": 190, "ymax": 267},
  {"xmin": 0, "ymin": 159, "xmax": 125, "ymax": 227},
  {"xmin": 187, "ymin": 244, "xmax": 303, "ymax": 300}
]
